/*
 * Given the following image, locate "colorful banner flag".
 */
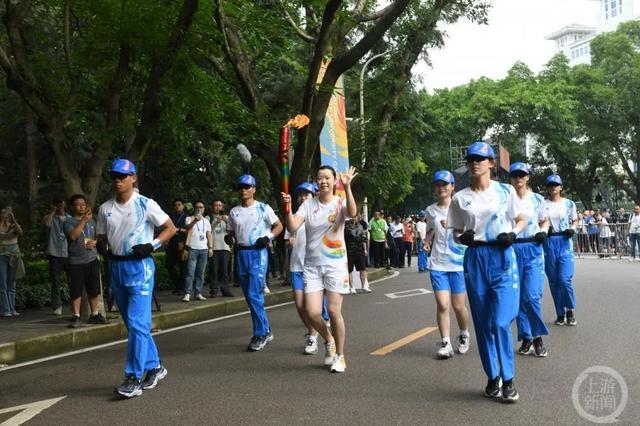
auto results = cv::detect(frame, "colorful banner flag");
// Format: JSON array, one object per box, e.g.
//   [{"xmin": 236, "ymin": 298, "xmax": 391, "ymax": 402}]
[{"xmin": 317, "ymin": 60, "xmax": 349, "ymax": 174}]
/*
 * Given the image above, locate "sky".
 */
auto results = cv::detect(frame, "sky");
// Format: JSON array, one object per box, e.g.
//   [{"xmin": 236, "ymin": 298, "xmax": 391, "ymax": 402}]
[{"xmin": 415, "ymin": 0, "xmax": 601, "ymax": 91}]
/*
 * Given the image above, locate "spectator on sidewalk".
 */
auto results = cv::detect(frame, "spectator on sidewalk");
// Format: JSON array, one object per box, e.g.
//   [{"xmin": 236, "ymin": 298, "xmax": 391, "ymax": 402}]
[
  {"xmin": 629, "ymin": 205, "xmax": 640, "ymax": 261},
  {"xmin": 206, "ymin": 199, "xmax": 234, "ymax": 297},
  {"xmin": 577, "ymin": 213, "xmax": 588, "ymax": 254},
  {"xmin": 389, "ymin": 216, "xmax": 404, "ymax": 268},
  {"xmin": 402, "ymin": 217, "xmax": 414, "ymax": 268},
  {"xmin": 64, "ymin": 194, "xmax": 108, "ymax": 328},
  {"xmin": 369, "ymin": 211, "xmax": 387, "ymax": 268},
  {"xmin": 182, "ymin": 201, "xmax": 212, "ymax": 302},
  {"xmin": 385, "ymin": 215, "xmax": 397, "ymax": 269},
  {"xmin": 166, "ymin": 199, "xmax": 187, "ymax": 295},
  {"xmin": 42, "ymin": 198, "xmax": 69, "ymax": 316},
  {"xmin": 586, "ymin": 210, "xmax": 598, "ymax": 253},
  {"xmin": 597, "ymin": 211, "xmax": 611, "ymax": 257},
  {"xmin": 345, "ymin": 216, "xmax": 370, "ymax": 294},
  {"xmin": 0, "ymin": 207, "xmax": 23, "ymax": 317}
]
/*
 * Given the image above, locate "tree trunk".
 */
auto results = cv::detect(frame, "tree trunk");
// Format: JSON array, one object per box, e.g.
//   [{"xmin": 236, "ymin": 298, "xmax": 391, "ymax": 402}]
[{"xmin": 24, "ymin": 104, "xmax": 39, "ymax": 226}]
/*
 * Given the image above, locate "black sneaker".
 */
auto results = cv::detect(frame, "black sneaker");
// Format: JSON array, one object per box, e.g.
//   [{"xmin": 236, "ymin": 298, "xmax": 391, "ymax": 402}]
[
  {"xmin": 554, "ymin": 315, "xmax": 565, "ymax": 326},
  {"xmin": 221, "ymin": 290, "xmax": 235, "ymax": 297},
  {"xmin": 68, "ymin": 315, "xmax": 81, "ymax": 329},
  {"xmin": 114, "ymin": 376, "xmax": 143, "ymax": 398},
  {"xmin": 501, "ymin": 379, "xmax": 519, "ymax": 403},
  {"xmin": 88, "ymin": 313, "xmax": 108, "ymax": 324},
  {"xmin": 141, "ymin": 365, "xmax": 168, "ymax": 390},
  {"xmin": 566, "ymin": 310, "xmax": 577, "ymax": 326},
  {"xmin": 533, "ymin": 337, "xmax": 548, "ymax": 357},
  {"xmin": 484, "ymin": 376, "xmax": 502, "ymax": 398},
  {"xmin": 518, "ymin": 339, "xmax": 533, "ymax": 355},
  {"xmin": 247, "ymin": 335, "xmax": 268, "ymax": 352}
]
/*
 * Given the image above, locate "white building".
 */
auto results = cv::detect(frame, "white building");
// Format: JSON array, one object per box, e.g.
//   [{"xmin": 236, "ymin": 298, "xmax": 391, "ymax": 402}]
[{"xmin": 545, "ymin": 0, "xmax": 640, "ymax": 65}]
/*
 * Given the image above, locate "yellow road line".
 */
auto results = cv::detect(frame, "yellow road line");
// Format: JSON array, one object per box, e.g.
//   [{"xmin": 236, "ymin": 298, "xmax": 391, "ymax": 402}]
[{"xmin": 370, "ymin": 327, "xmax": 438, "ymax": 356}]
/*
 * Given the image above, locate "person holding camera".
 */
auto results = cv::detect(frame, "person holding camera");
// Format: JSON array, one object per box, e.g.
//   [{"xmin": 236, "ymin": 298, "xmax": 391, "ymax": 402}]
[
  {"xmin": 0, "ymin": 207, "xmax": 22, "ymax": 317},
  {"xmin": 96, "ymin": 158, "xmax": 176, "ymax": 398},
  {"xmin": 182, "ymin": 200, "xmax": 213, "ymax": 302},
  {"xmin": 345, "ymin": 214, "xmax": 370, "ymax": 294},
  {"xmin": 64, "ymin": 194, "xmax": 108, "ymax": 328},
  {"xmin": 207, "ymin": 199, "xmax": 234, "ymax": 297},
  {"xmin": 42, "ymin": 198, "xmax": 69, "ymax": 316}
]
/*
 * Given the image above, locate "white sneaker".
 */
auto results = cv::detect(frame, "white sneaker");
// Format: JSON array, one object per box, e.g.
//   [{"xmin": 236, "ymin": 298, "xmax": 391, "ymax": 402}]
[
  {"xmin": 303, "ymin": 334, "xmax": 318, "ymax": 355},
  {"xmin": 52, "ymin": 307, "xmax": 62, "ymax": 316},
  {"xmin": 437, "ymin": 341, "xmax": 454, "ymax": 359},
  {"xmin": 361, "ymin": 286, "xmax": 372, "ymax": 293},
  {"xmin": 330, "ymin": 354, "xmax": 346, "ymax": 373},
  {"xmin": 181, "ymin": 294, "xmax": 190, "ymax": 302},
  {"xmin": 195, "ymin": 294, "xmax": 207, "ymax": 301},
  {"xmin": 350, "ymin": 287, "xmax": 357, "ymax": 294},
  {"xmin": 456, "ymin": 334, "xmax": 470, "ymax": 354},
  {"xmin": 264, "ymin": 286, "xmax": 271, "ymax": 295},
  {"xmin": 324, "ymin": 340, "xmax": 336, "ymax": 366},
  {"xmin": 629, "ymin": 258, "xmax": 635, "ymax": 262}
]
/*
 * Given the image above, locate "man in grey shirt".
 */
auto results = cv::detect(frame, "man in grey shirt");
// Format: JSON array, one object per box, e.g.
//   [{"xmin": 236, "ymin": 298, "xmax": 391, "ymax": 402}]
[
  {"xmin": 64, "ymin": 194, "xmax": 108, "ymax": 328},
  {"xmin": 42, "ymin": 197, "xmax": 69, "ymax": 315}
]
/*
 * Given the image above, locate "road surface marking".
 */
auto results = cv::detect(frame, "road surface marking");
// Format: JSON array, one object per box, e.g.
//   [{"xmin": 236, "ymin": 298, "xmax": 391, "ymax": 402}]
[
  {"xmin": 385, "ymin": 288, "xmax": 432, "ymax": 299},
  {"xmin": 0, "ymin": 272, "xmax": 399, "ymax": 372},
  {"xmin": 371, "ymin": 327, "xmax": 437, "ymax": 355},
  {"xmin": 0, "ymin": 396, "xmax": 66, "ymax": 426}
]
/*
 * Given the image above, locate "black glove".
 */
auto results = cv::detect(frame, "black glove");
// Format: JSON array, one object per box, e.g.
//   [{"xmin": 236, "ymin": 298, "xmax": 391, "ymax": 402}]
[
  {"xmin": 496, "ymin": 232, "xmax": 516, "ymax": 248},
  {"xmin": 534, "ymin": 232, "xmax": 547, "ymax": 244},
  {"xmin": 224, "ymin": 234, "xmax": 235, "ymax": 246},
  {"xmin": 96, "ymin": 239, "xmax": 111, "ymax": 257},
  {"xmin": 131, "ymin": 243, "xmax": 154, "ymax": 259},
  {"xmin": 562, "ymin": 228, "xmax": 575, "ymax": 238},
  {"xmin": 255, "ymin": 236, "xmax": 270, "ymax": 248},
  {"xmin": 459, "ymin": 230, "xmax": 475, "ymax": 246}
]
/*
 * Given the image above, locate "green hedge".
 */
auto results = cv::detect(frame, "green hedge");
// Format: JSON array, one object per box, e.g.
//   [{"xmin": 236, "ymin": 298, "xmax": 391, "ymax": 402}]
[{"xmin": 15, "ymin": 252, "xmax": 171, "ymax": 310}]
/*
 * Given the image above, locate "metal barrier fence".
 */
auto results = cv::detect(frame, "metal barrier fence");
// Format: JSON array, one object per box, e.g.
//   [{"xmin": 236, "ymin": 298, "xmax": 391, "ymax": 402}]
[{"xmin": 574, "ymin": 223, "xmax": 639, "ymax": 259}]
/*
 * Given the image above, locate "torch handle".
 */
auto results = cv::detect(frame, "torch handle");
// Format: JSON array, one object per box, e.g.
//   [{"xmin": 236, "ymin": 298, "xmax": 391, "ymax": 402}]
[{"xmin": 279, "ymin": 126, "xmax": 291, "ymax": 214}]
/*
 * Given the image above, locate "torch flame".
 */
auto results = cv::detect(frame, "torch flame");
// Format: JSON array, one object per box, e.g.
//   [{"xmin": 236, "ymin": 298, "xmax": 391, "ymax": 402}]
[{"xmin": 284, "ymin": 114, "xmax": 310, "ymax": 129}]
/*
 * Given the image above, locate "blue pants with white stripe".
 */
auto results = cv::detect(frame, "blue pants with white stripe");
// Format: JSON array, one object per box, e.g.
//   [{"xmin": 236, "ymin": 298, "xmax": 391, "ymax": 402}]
[
  {"xmin": 236, "ymin": 248, "xmax": 270, "ymax": 337},
  {"xmin": 464, "ymin": 245, "xmax": 519, "ymax": 382},
  {"xmin": 110, "ymin": 257, "xmax": 160, "ymax": 380},
  {"xmin": 513, "ymin": 243, "xmax": 549, "ymax": 341},
  {"xmin": 417, "ymin": 239, "xmax": 428, "ymax": 272},
  {"xmin": 543, "ymin": 236, "xmax": 576, "ymax": 317}
]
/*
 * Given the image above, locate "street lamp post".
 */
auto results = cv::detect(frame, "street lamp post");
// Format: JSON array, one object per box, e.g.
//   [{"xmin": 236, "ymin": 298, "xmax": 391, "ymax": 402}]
[{"xmin": 359, "ymin": 50, "xmax": 390, "ymax": 222}]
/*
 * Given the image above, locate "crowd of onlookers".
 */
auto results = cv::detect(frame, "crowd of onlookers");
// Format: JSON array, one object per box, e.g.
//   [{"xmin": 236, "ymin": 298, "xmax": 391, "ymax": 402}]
[{"xmin": 575, "ymin": 206, "xmax": 640, "ymax": 259}]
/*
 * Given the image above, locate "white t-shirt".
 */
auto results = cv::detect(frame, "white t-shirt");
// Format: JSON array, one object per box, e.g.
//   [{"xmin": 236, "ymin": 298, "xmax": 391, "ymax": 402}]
[
  {"xmin": 96, "ymin": 193, "xmax": 169, "ymax": 256},
  {"xmin": 415, "ymin": 221, "xmax": 427, "ymax": 240},
  {"xmin": 425, "ymin": 203, "xmax": 466, "ymax": 271},
  {"xmin": 512, "ymin": 191, "xmax": 546, "ymax": 238},
  {"xmin": 389, "ymin": 222, "xmax": 404, "ymax": 238},
  {"xmin": 295, "ymin": 196, "xmax": 348, "ymax": 267},
  {"xmin": 228, "ymin": 201, "xmax": 279, "ymax": 247},
  {"xmin": 185, "ymin": 216, "xmax": 211, "ymax": 250},
  {"xmin": 540, "ymin": 198, "xmax": 578, "ymax": 233},
  {"xmin": 285, "ymin": 224, "xmax": 306, "ymax": 272},
  {"xmin": 447, "ymin": 181, "xmax": 519, "ymax": 242},
  {"xmin": 208, "ymin": 215, "xmax": 230, "ymax": 251},
  {"xmin": 599, "ymin": 217, "xmax": 611, "ymax": 238},
  {"xmin": 630, "ymin": 214, "xmax": 640, "ymax": 234}
]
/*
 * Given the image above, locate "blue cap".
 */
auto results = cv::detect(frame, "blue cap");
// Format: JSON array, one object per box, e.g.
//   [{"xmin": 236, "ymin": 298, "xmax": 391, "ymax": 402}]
[
  {"xmin": 509, "ymin": 162, "xmax": 530, "ymax": 175},
  {"xmin": 312, "ymin": 182, "xmax": 319, "ymax": 193},
  {"xmin": 466, "ymin": 141, "xmax": 495, "ymax": 159},
  {"xmin": 237, "ymin": 174, "xmax": 256, "ymax": 187},
  {"xmin": 109, "ymin": 158, "xmax": 136, "ymax": 175},
  {"xmin": 418, "ymin": 210, "xmax": 426, "ymax": 218},
  {"xmin": 294, "ymin": 182, "xmax": 316, "ymax": 194},
  {"xmin": 432, "ymin": 170, "xmax": 455, "ymax": 184},
  {"xmin": 546, "ymin": 174, "xmax": 563, "ymax": 186}
]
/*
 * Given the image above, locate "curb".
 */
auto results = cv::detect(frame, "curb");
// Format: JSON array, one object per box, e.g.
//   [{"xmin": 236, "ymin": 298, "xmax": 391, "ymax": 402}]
[{"xmin": 0, "ymin": 268, "xmax": 389, "ymax": 365}]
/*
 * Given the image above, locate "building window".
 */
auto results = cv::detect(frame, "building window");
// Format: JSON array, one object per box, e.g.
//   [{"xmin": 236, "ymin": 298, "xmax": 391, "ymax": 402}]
[
  {"xmin": 605, "ymin": 0, "xmax": 609, "ymax": 19},
  {"xmin": 611, "ymin": 0, "xmax": 617, "ymax": 17},
  {"xmin": 619, "ymin": 0, "xmax": 623, "ymax": 14}
]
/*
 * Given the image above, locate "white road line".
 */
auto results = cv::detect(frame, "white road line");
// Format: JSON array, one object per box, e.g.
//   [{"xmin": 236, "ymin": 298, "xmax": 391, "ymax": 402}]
[{"xmin": 0, "ymin": 271, "xmax": 399, "ymax": 372}]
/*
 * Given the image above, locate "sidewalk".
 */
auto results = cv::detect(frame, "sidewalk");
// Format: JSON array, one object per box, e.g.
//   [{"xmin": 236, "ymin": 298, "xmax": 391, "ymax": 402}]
[{"xmin": 0, "ymin": 268, "xmax": 389, "ymax": 366}]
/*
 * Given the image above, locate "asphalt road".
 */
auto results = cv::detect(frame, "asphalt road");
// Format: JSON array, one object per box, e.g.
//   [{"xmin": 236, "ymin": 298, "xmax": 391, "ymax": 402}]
[{"xmin": 1, "ymin": 258, "xmax": 638, "ymax": 425}]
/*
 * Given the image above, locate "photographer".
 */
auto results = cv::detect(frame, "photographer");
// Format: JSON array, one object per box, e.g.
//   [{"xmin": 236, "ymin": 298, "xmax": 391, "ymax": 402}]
[
  {"xmin": 345, "ymin": 215, "xmax": 370, "ymax": 293},
  {"xmin": 0, "ymin": 207, "xmax": 22, "ymax": 317},
  {"xmin": 182, "ymin": 200, "xmax": 212, "ymax": 302},
  {"xmin": 206, "ymin": 199, "xmax": 233, "ymax": 297},
  {"xmin": 42, "ymin": 197, "xmax": 69, "ymax": 316}
]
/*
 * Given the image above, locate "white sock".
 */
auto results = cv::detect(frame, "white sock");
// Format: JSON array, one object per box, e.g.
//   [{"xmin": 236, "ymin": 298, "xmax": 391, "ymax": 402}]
[
  {"xmin": 309, "ymin": 334, "xmax": 318, "ymax": 342},
  {"xmin": 460, "ymin": 329, "xmax": 470, "ymax": 337},
  {"xmin": 363, "ymin": 280, "xmax": 369, "ymax": 288},
  {"xmin": 91, "ymin": 311, "xmax": 98, "ymax": 316},
  {"xmin": 442, "ymin": 336, "xmax": 451, "ymax": 345}
]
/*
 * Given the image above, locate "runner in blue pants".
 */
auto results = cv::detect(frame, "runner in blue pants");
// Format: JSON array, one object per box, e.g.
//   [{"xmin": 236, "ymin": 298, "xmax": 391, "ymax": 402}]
[
  {"xmin": 448, "ymin": 141, "xmax": 525, "ymax": 403},
  {"xmin": 541, "ymin": 174, "xmax": 579, "ymax": 327},
  {"xmin": 227, "ymin": 174, "xmax": 283, "ymax": 352},
  {"xmin": 508, "ymin": 162, "xmax": 550, "ymax": 358},
  {"xmin": 97, "ymin": 159, "xmax": 176, "ymax": 398}
]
